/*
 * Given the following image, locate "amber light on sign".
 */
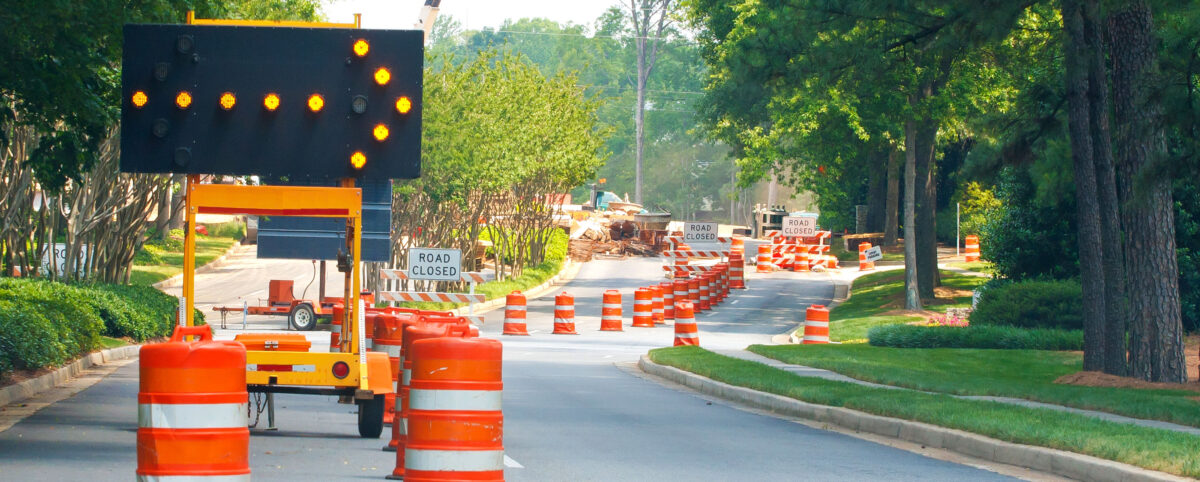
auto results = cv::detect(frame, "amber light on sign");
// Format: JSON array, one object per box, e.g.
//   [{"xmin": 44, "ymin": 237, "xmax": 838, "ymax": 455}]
[
  {"xmin": 353, "ymin": 39, "xmax": 369, "ymax": 57},
  {"xmin": 373, "ymin": 124, "xmax": 389, "ymax": 141},
  {"xmin": 263, "ymin": 93, "xmax": 280, "ymax": 111},
  {"xmin": 219, "ymin": 92, "xmax": 236, "ymax": 110},
  {"xmin": 374, "ymin": 67, "xmax": 391, "ymax": 85},
  {"xmin": 132, "ymin": 91, "xmax": 148, "ymax": 108},
  {"xmin": 394, "ymin": 96, "xmax": 411, "ymax": 114},
  {"xmin": 308, "ymin": 94, "xmax": 324, "ymax": 112},
  {"xmin": 350, "ymin": 151, "xmax": 366, "ymax": 169},
  {"xmin": 175, "ymin": 91, "xmax": 192, "ymax": 109}
]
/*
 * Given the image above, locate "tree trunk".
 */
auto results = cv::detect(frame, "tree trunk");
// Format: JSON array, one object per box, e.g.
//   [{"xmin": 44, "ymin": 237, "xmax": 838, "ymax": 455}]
[
  {"xmin": 1107, "ymin": 1, "xmax": 1186, "ymax": 383},
  {"xmin": 155, "ymin": 180, "xmax": 172, "ymax": 237},
  {"xmin": 1084, "ymin": 0, "xmax": 1128, "ymax": 377},
  {"xmin": 168, "ymin": 173, "xmax": 186, "ymax": 231},
  {"xmin": 914, "ymin": 112, "xmax": 938, "ymax": 300},
  {"xmin": 1063, "ymin": 0, "xmax": 1109, "ymax": 372},
  {"xmin": 903, "ymin": 117, "xmax": 922, "ymax": 311},
  {"xmin": 866, "ymin": 149, "xmax": 887, "ymax": 232},
  {"xmin": 633, "ymin": 45, "xmax": 646, "ymax": 204},
  {"xmin": 884, "ymin": 145, "xmax": 900, "ymax": 246}
]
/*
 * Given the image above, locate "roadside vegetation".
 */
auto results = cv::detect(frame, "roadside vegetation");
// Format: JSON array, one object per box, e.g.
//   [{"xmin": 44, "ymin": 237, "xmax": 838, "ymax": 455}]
[
  {"xmin": 129, "ymin": 220, "xmax": 244, "ymax": 286},
  {"xmin": 650, "ymin": 346, "xmax": 1200, "ymax": 478},
  {"xmin": 825, "ymin": 270, "xmax": 986, "ymax": 342}
]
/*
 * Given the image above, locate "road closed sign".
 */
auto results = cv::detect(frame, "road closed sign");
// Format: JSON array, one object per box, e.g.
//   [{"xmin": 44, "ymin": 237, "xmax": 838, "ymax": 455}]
[
  {"xmin": 781, "ymin": 216, "xmax": 817, "ymax": 237},
  {"xmin": 684, "ymin": 222, "xmax": 718, "ymax": 243},
  {"xmin": 407, "ymin": 248, "xmax": 461, "ymax": 281}
]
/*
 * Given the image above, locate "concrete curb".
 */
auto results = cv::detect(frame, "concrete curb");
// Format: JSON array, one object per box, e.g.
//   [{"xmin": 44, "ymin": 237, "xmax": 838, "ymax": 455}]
[
  {"xmin": 637, "ymin": 356, "xmax": 1187, "ymax": 482},
  {"xmin": 0, "ymin": 345, "xmax": 141, "ymax": 407},
  {"xmin": 152, "ymin": 241, "xmax": 248, "ymax": 289},
  {"xmin": 449, "ymin": 259, "xmax": 583, "ymax": 318}
]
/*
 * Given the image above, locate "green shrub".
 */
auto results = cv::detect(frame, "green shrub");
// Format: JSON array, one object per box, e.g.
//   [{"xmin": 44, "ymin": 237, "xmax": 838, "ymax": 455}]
[
  {"xmin": 87, "ymin": 283, "xmax": 205, "ymax": 331},
  {"xmin": 0, "ymin": 300, "xmax": 68, "ymax": 373},
  {"xmin": 0, "ymin": 279, "xmax": 103, "ymax": 362},
  {"xmin": 868, "ymin": 324, "xmax": 1083, "ymax": 350},
  {"xmin": 970, "ymin": 279, "xmax": 1082, "ymax": 330}
]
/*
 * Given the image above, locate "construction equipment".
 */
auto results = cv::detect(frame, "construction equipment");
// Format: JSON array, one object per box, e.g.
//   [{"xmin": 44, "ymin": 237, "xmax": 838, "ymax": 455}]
[{"xmin": 210, "ymin": 279, "xmax": 358, "ymax": 331}]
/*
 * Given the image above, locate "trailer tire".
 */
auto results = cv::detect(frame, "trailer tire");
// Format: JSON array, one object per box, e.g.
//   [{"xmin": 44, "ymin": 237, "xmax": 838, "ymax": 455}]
[
  {"xmin": 289, "ymin": 304, "xmax": 316, "ymax": 331},
  {"xmin": 357, "ymin": 395, "xmax": 385, "ymax": 438}
]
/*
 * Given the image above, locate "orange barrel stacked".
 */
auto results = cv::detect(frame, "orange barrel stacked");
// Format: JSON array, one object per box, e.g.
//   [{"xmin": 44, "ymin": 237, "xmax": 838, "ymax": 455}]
[
  {"xmin": 553, "ymin": 291, "xmax": 579, "ymax": 334},
  {"xmin": 388, "ymin": 317, "xmax": 476, "ymax": 466},
  {"xmin": 801, "ymin": 304, "xmax": 831, "ymax": 344},
  {"xmin": 756, "ymin": 244, "xmax": 773, "ymax": 273},
  {"xmin": 673, "ymin": 254, "xmax": 689, "ymax": 278},
  {"xmin": 402, "ymin": 337, "xmax": 503, "ymax": 481},
  {"xmin": 600, "ymin": 290, "xmax": 624, "ymax": 331},
  {"xmin": 731, "ymin": 236, "xmax": 745, "ymax": 256},
  {"xmin": 661, "ymin": 281, "xmax": 676, "ymax": 321},
  {"xmin": 729, "ymin": 253, "xmax": 746, "ymax": 289},
  {"xmin": 632, "ymin": 288, "xmax": 655, "ymax": 327},
  {"xmin": 697, "ymin": 274, "xmax": 710, "ymax": 311},
  {"xmin": 794, "ymin": 251, "xmax": 810, "ymax": 272},
  {"xmin": 673, "ymin": 301, "xmax": 700, "ymax": 346},
  {"xmin": 965, "ymin": 235, "xmax": 981, "ymax": 262},
  {"xmin": 858, "ymin": 242, "xmax": 875, "ymax": 271},
  {"xmin": 650, "ymin": 285, "xmax": 665, "ymax": 324},
  {"xmin": 374, "ymin": 314, "xmax": 405, "ymax": 426},
  {"xmin": 502, "ymin": 291, "xmax": 529, "ymax": 336},
  {"xmin": 138, "ymin": 325, "xmax": 249, "ymax": 481},
  {"xmin": 330, "ymin": 306, "xmax": 343, "ymax": 352},
  {"xmin": 673, "ymin": 279, "xmax": 689, "ymax": 317},
  {"xmin": 688, "ymin": 278, "xmax": 700, "ymax": 306}
]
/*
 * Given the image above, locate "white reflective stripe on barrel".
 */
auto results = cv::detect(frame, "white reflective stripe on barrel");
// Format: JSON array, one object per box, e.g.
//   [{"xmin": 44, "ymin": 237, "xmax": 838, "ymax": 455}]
[
  {"xmin": 377, "ymin": 344, "xmax": 402, "ymax": 357},
  {"xmin": 331, "ymin": 324, "xmax": 341, "ymax": 333},
  {"xmin": 506, "ymin": 307, "xmax": 526, "ymax": 313},
  {"xmin": 409, "ymin": 389, "xmax": 502, "ymax": 411},
  {"xmin": 403, "ymin": 368, "xmax": 412, "ymax": 385},
  {"xmin": 138, "ymin": 402, "xmax": 248, "ymax": 429},
  {"xmin": 554, "ymin": 304, "xmax": 573, "ymax": 310},
  {"xmin": 675, "ymin": 332, "xmax": 699, "ymax": 339},
  {"xmin": 138, "ymin": 474, "xmax": 252, "ymax": 482},
  {"xmin": 602, "ymin": 303, "xmax": 621, "ymax": 309},
  {"xmin": 404, "ymin": 449, "xmax": 504, "ymax": 472}
]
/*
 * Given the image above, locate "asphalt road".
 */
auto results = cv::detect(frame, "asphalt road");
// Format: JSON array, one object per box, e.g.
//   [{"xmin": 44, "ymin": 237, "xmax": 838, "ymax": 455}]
[{"xmin": 0, "ymin": 256, "xmax": 1015, "ymax": 480}]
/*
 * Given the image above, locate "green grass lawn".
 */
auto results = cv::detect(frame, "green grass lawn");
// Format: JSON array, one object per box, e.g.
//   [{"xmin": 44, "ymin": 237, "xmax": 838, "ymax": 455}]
[
  {"xmin": 828, "ymin": 270, "xmax": 986, "ymax": 341},
  {"xmin": 130, "ymin": 236, "xmax": 239, "ymax": 286},
  {"xmin": 944, "ymin": 260, "xmax": 995, "ymax": 276},
  {"xmin": 650, "ymin": 346, "xmax": 1200, "ymax": 478},
  {"xmin": 392, "ymin": 258, "xmax": 566, "ymax": 311},
  {"xmin": 98, "ymin": 336, "xmax": 130, "ymax": 349},
  {"xmin": 748, "ymin": 344, "xmax": 1200, "ymax": 429}
]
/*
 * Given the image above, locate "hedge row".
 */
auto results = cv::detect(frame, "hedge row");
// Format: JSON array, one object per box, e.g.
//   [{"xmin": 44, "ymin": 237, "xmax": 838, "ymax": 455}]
[
  {"xmin": 970, "ymin": 279, "xmax": 1083, "ymax": 330},
  {"xmin": 867, "ymin": 324, "xmax": 1083, "ymax": 351},
  {"xmin": 0, "ymin": 278, "xmax": 203, "ymax": 375}
]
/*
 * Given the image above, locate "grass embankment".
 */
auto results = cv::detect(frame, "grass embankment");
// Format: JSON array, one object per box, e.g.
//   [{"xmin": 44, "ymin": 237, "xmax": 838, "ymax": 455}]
[
  {"xmin": 828, "ymin": 270, "xmax": 986, "ymax": 342},
  {"xmin": 650, "ymin": 346, "xmax": 1200, "ymax": 478},
  {"xmin": 748, "ymin": 344, "xmax": 1200, "ymax": 429},
  {"xmin": 130, "ymin": 236, "xmax": 239, "ymax": 286}
]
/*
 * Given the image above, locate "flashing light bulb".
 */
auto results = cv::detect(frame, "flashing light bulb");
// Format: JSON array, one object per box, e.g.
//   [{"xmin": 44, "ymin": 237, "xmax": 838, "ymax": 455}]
[
  {"xmin": 353, "ymin": 39, "xmax": 369, "ymax": 57},
  {"xmin": 374, "ymin": 67, "xmax": 391, "ymax": 85},
  {"xmin": 175, "ymin": 91, "xmax": 192, "ymax": 109},
  {"xmin": 350, "ymin": 151, "xmax": 367, "ymax": 169},
  {"xmin": 131, "ymin": 91, "xmax": 148, "ymax": 108},
  {"xmin": 395, "ymin": 96, "xmax": 412, "ymax": 114},
  {"xmin": 263, "ymin": 93, "xmax": 280, "ymax": 111},
  {"xmin": 219, "ymin": 92, "xmax": 236, "ymax": 110},
  {"xmin": 308, "ymin": 94, "xmax": 324, "ymax": 112},
  {"xmin": 373, "ymin": 124, "xmax": 389, "ymax": 141}
]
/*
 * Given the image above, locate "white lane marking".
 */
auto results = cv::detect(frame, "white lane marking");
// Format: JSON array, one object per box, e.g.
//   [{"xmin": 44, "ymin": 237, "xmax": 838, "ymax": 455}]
[
  {"xmin": 731, "ymin": 300, "xmax": 739, "ymax": 304},
  {"xmin": 504, "ymin": 455, "xmax": 524, "ymax": 468}
]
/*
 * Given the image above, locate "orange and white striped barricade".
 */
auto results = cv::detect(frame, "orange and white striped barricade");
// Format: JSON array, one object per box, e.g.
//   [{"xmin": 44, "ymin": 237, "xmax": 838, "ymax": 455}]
[
  {"xmin": 632, "ymin": 288, "xmax": 655, "ymax": 327},
  {"xmin": 650, "ymin": 285, "xmax": 665, "ymax": 324},
  {"xmin": 730, "ymin": 253, "xmax": 746, "ymax": 289},
  {"xmin": 138, "ymin": 325, "xmax": 249, "ymax": 481},
  {"xmin": 387, "ymin": 318, "xmax": 475, "ymax": 460},
  {"xmin": 965, "ymin": 235, "xmax": 981, "ymax": 262},
  {"xmin": 660, "ymin": 282, "xmax": 675, "ymax": 321},
  {"xmin": 673, "ymin": 254, "xmax": 690, "ymax": 279},
  {"xmin": 673, "ymin": 301, "xmax": 700, "ymax": 347},
  {"xmin": 802, "ymin": 304, "xmax": 831, "ymax": 344},
  {"xmin": 553, "ymin": 291, "xmax": 579, "ymax": 334},
  {"xmin": 379, "ymin": 291, "xmax": 487, "ymax": 305},
  {"xmin": 502, "ymin": 291, "xmax": 529, "ymax": 336},
  {"xmin": 400, "ymin": 336, "xmax": 503, "ymax": 481},
  {"xmin": 756, "ymin": 244, "xmax": 773, "ymax": 272},
  {"xmin": 697, "ymin": 275, "xmax": 710, "ymax": 312},
  {"xmin": 601, "ymin": 290, "xmax": 624, "ymax": 331},
  {"xmin": 380, "ymin": 269, "xmax": 493, "ymax": 318},
  {"xmin": 858, "ymin": 242, "xmax": 875, "ymax": 271}
]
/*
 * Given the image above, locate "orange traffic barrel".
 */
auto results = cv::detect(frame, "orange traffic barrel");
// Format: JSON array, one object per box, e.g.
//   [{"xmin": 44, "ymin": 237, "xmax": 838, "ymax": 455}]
[
  {"xmin": 730, "ymin": 253, "xmax": 746, "ymax": 289},
  {"xmin": 794, "ymin": 251, "xmax": 810, "ymax": 272},
  {"xmin": 673, "ymin": 254, "xmax": 690, "ymax": 279},
  {"xmin": 731, "ymin": 236, "xmax": 745, "ymax": 256},
  {"xmin": 553, "ymin": 291, "xmax": 579, "ymax": 334},
  {"xmin": 502, "ymin": 291, "xmax": 529, "ymax": 336},
  {"xmin": 687, "ymin": 278, "xmax": 700, "ymax": 306},
  {"xmin": 330, "ymin": 306, "xmax": 343, "ymax": 352},
  {"xmin": 673, "ymin": 279, "xmax": 689, "ymax": 318},
  {"xmin": 632, "ymin": 287, "xmax": 654, "ymax": 327},
  {"xmin": 401, "ymin": 336, "xmax": 503, "ymax": 481},
  {"xmin": 387, "ymin": 318, "xmax": 475, "ymax": 461},
  {"xmin": 696, "ymin": 275, "xmax": 710, "ymax": 312},
  {"xmin": 650, "ymin": 285, "xmax": 665, "ymax": 324},
  {"xmin": 858, "ymin": 242, "xmax": 875, "ymax": 271},
  {"xmin": 965, "ymin": 235, "xmax": 981, "ymax": 262},
  {"xmin": 374, "ymin": 314, "xmax": 404, "ymax": 426},
  {"xmin": 138, "ymin": 325, "xmax": 249, "ymax": 481},
  {"xmin": 756, "ymin": 244, "xmax": 773, "ymax": 273},
  {"xmin": 802, "ymin": 305, "xmax": 831, "ymax": 344},
  {"xmin": 601, "ymin": 290, "xmax": 624, "ymax": 331},
  {"xmin": 673, "ymin": 301, "xmax": 699, "ymax": 346},
  {"xmin": 660, "ymin": 281, "xmax": 676, "ymax": 321}
]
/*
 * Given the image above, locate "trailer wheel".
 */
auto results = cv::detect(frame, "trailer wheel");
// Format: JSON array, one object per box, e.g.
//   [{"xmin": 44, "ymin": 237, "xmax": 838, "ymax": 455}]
[
  {"xmin": 289, "ymin": 304, "xmax": 316, "ymax": 331},
  {"xmin": 357, "ymin": 395, "xmax": 385, "ymax": 438}
]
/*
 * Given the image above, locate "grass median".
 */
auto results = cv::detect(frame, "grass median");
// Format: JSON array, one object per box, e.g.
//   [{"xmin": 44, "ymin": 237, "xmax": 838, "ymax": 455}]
[
  {"xmin": 829, "ymin": 270, "xmax": 986, "ymax": 341},
  {"xmin": 649, "ymin": 346, "xmax": 1200, "ymax": 478}
]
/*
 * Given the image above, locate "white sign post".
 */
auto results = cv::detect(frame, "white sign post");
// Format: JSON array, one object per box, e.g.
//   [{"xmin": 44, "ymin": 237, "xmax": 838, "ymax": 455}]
[
  {"xmin": 407, "ymin": 248, "xmax": 462, "ymax": 281},
  {"xmin": 683, "ymin": 222, "xmax": 718, "ymax": 243},
  {"xmin": 863, "ymin": 246, "xmax": 883, "ymax": 262},
  {"xmin": 781, "ymin": 216, "xmax": 817, "ymax": 237}
]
